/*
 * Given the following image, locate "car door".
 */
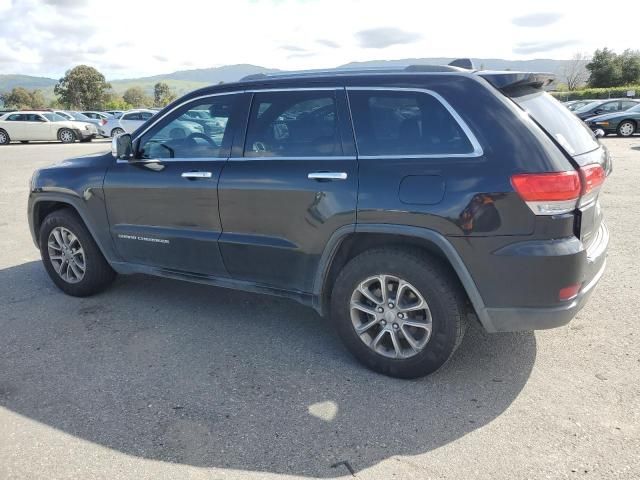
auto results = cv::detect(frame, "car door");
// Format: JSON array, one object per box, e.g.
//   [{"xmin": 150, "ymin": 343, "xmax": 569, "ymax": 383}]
[
  {"xmin": 102, "ymin": 93, "xmax": 244, "ymax": 275},
  {"xmin": 119, "ymin": 112, "xmax": 142, "ymax": 133},
  {"xmin": 217, "ymin": 88, "xmax": 357, "ymax": 292},
  {"xmin": 24, "ymin": 114, "xmax": 53, "ymax": 140},
  {"xmin": 3, "ymin": 113, "xmax": 26, "ymax": 139}
]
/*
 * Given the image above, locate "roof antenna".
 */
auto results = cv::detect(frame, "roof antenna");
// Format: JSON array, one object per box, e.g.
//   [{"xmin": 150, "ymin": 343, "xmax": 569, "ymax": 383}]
[{"xmin": 448, "ymin": 58, "xmax": 474, "ymax": 70}]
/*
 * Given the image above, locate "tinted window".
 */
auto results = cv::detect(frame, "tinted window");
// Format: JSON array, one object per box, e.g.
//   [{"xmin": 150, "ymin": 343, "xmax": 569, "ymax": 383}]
[
  {"xmin": 7, "ymin": 114, "xmax": 24, "ymax": 121},
  {"xmin": 122, "ymin": 113, "xmax": 140, "ymax": 121},
  {"xmin": 598, "ymin": 102, "xmax": 619, "ymax": 113},
  {"xmin": 348, "ymin": 90, "xmax": 474, "ymax": 156},
  {"xmin": 140, "ymin": 112, "xmax": 153, "ymax": 121},
  {"xmin": 513, "ymin": 91, "xmax": 599, "ymax": 156},
  {"xmin": 139, "ymin": 95, "xmax": 236, "ymax": 159},
  {"xmin": 24, "ymin": 114, "xmax": 46, "ymax": 122},
  {"xmin": 244, "ymin": 91, "xmax": 341, "ymax": 157}
]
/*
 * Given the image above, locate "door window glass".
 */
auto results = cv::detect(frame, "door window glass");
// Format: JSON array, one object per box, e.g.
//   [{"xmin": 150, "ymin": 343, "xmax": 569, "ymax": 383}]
[
  {"xmin": 138, "ymin": 95, "xmax": 237, "ymax": 159},
  {"xmin": 348, "ymin": 90, "xmax": 474, "ymax": 156},
  {"xmin": 244, "ymin": 91, "xmax": 341, "ymax": 157}
]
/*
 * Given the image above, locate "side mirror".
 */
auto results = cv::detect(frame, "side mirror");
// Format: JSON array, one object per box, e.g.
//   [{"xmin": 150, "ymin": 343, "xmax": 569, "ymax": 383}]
[{"xmin": 111, "ymin": 133, "xmax": 133, "ymax": 160}]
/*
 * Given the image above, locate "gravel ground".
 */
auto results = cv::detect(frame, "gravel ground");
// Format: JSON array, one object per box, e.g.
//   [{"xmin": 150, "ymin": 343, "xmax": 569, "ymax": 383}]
[{"xmin": 0, "ymin": 138, "xmax": 638, "ymax": 480}]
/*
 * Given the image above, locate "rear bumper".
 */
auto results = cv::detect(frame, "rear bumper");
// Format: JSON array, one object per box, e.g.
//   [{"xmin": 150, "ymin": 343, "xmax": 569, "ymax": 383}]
[
  {"xmin": 478, "ymin": 222, "xmax": 609, "ymax": 332},
  {"xmin": 483, "ymin": 257, "xmax": 606, "ymax": 332}
]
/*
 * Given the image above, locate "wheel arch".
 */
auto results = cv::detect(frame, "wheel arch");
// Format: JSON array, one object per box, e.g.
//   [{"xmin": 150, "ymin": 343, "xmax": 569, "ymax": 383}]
[
  {"xmin": 618, "ymin": 118, "xmax": 637, "ymax": 130},
  {"xmin": 313, "ymin": 224, "xmax": 493, "ymax": 331},
  {"xmin": 30, "ymin": 195, "xmax": 116, "ymax": 263}
]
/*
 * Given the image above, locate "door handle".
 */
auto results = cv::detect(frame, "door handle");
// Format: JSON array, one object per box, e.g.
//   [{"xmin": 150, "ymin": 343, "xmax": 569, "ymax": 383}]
[
  {"xmin": 181, "ymin": 171, "xmax": 212, "ymax": 179},
  {"xmin": 307, "ymin": 172, "xmax": 348, "ymax": 181}
]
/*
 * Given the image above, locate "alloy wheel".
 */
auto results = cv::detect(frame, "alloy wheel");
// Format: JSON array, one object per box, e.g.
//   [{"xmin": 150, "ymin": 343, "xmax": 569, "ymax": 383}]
[
  {"xmin": 60, "ymin": 130, "xmax": 74, "ymax": 143},
  {"xmin": 619, "ymin": 121, "xmax": 635, "ymax": 137},
  {"xmin": 350, "ymin": 274, "xmax": 432, "ymax": 359},
  {"xmin": 47, "ymin": 226, "xmax": 86, "ymax": 283}
]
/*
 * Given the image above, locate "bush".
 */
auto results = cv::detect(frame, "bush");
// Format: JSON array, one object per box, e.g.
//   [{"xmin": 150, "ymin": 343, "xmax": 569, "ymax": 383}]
[{"xmin": 551, "ymin": 85, "xmax": 640, "ymax": 101}]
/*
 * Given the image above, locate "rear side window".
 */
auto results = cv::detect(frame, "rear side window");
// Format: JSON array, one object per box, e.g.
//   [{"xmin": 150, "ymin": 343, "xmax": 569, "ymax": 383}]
[
  {"xmin": 348, "ymin": 89, "xmax": 474, "ymax": 157},
  {"xmin": 7, "ymin": 114, "xmax": 24, "ymax": 121},
  {"xmin": 513, "ymin": 91, "xmax": 599, "ymax": 156},
  {"xmin": 244, "ymin": 91, "xmax": 342, "ymax": 157}
]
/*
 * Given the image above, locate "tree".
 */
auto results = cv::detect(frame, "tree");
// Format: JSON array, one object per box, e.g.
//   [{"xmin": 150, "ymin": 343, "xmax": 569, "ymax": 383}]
[
  {"xmin": 122, "ymin": 86, "xmax": 150, "ymax": 107},
  {"xmin": 54, "ymin": 65, "xmax": 111, "ymax": 109},
  {"xmin": 1, "ymin": 87, "xmax": 47, "ymax": 109},
  {"xmin": 153, "ymin": 82, "xmax": 176, "ymax": 107},
  {"xmin": 562, "ymin": 52, "xmax": 589, "ymax": 91},
  {"xmin": 618, "ymin": 49, "xmax": 640, "ymax": 85},
  {"xmin": 587, "ymin": 48, "xmax": 622, "ymax": 87}
]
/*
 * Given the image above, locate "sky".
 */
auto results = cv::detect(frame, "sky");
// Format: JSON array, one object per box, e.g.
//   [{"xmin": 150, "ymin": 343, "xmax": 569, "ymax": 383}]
[{"xmin": 0, "ymin": 0, "xmax": 638, "ymax": 80}]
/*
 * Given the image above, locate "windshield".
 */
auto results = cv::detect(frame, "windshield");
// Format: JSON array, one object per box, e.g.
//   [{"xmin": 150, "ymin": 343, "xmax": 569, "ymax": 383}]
[
  {"xmin": 43, "ymin": 113, "xmax": 67, "ymax": 122},
  {"xmin": 513, "ymin": 91, "xmax": 599, "ymax": 156},
  {"xmin": 71, "ymin": 112, "xmax": 90, "ymax": 120},
  {"xmin": 573, "ymin": 101, "xmax": 602, "ymax": 113},
  {"xmin": 627, "ymin": 103, "xmax": 640, "ymax": 112}
]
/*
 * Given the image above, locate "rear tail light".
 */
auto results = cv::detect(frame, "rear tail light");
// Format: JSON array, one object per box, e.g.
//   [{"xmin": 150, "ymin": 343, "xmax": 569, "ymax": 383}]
[
  {"xmin": 511, "ymin": 164, "xmax": 606, "ymax": 215},
  {"xmin": 100, "ymin": 119, "xmax": 107, "ymax": 126},
  {"xmin": 511, "ymin": 171, "xmax": 581, "ymax": 215},
  {"xmin": 579, "ymin": 164, "xmax": 605, "ymax": 207}
]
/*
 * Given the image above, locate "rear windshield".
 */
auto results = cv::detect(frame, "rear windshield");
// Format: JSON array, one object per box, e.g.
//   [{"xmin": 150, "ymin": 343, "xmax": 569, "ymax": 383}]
[{"xmin": 512, "ymin": 91, "xmax": 599, "ymax": 156}]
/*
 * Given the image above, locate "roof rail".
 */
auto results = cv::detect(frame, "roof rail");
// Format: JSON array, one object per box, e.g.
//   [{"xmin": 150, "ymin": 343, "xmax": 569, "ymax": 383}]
[{"xmin": 239, "ymin": 61, "xmax": 475, "ymax": 82}]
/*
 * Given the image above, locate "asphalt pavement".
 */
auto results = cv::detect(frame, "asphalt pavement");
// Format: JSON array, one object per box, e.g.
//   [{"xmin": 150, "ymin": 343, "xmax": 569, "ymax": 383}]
[{"xmin": 0, "ymin": 138, "xmax": 639, "ymax": 479}]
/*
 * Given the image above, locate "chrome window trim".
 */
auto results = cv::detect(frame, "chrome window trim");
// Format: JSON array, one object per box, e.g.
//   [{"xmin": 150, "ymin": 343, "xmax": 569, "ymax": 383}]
[
  {"xmin": 125, "ymin": 85, "xmax": 483, "ymax": 165},
  {"xmin": 346, "ymin": 86, "xmax": 484, "ymax": 158},
  {"xmin": 228, "ymin": 156, "xmax": 356, "ymax": 161}
]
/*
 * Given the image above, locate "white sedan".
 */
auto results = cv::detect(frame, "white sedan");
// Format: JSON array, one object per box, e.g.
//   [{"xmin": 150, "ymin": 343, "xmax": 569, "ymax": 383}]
[{"xmin": 0, "ymin": 111, "xmax": 98, "ymax": 144}]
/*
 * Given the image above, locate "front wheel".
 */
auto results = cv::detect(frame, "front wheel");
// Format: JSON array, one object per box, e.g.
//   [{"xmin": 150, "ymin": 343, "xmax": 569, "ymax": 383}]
[
  {"xmin": 58, "ymin": 128, "xmax": 76, "ymax": 143},
  {"xmin": 330, "ymin": 248, "xmax": 468, "ymax": 378},
  {"xmin": 617, "ymin": 120, "xmax": 636, "ymax": 137},
  {"xmin": 111, "ymin": 127, "xmax": 125, "ymax": 137},
  {"xmin": 39, "ymin": 209, "xmax": 116, "ymax": 296}
]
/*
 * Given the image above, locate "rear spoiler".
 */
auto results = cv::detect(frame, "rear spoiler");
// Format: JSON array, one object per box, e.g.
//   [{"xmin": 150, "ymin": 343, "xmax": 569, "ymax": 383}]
[{"xmin": 478, "ymin": 71, "xmax": 555, "ymax": 91}]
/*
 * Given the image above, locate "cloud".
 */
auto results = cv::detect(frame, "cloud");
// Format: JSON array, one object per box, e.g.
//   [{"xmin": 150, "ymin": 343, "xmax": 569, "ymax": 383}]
[
  {"xmin": 281, "ymin": 45, "xmax": 306, "ymax": 52},
  {"xmin": 287, "ymin": 52, "xmax": 316, "ymax": 59},
  {"xmin": 317, "ymin": 39, "xmax": 339, "ymax": 48},
  {"xmin": 513, "ymin": 40, "xmax": 578, "ymax": 54},
  {"xmin": 355, "ymin": 27, "xmax": 421, "ymax": 49},
  {"xmin": 512, "ymin": 12, "xmax": 563, "ymax": 27},
  {"xmin": 42, "ymin": 0, "xmax": 87, "ymax": 7}
]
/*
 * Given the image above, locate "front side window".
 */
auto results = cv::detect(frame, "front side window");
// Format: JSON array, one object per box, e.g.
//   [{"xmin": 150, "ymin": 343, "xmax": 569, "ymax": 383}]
[
  {"xmin": 348, "ymin": 90, "xmax": 474, "ymax": 156},
  {"xmin": 599, "ymin": 102, "xmax": 620, "ymax": 112},
  {"xmin": 138, "ymin": 95, "xmax": 237, "ymax": 160},
  {"xmin": 244, "ymin": 90, "xmax": 342, "ymax": 157}
]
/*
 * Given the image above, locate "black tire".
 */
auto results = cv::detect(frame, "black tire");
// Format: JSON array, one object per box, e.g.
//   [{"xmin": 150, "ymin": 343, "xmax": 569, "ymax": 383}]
[
  {"xmin": 0, "ymin": 129, "xmax": 10, "ymax": 145},
  {"xmin": 111, "ymin": 127, "xmax": 124, "ymax": 137},
  {"xmin": 617, "ymin": 120, "xmax": 636, "ymax": 137},
  {"xmin": 58, "ymin": 128, "xmax": 76, "ymax": 143},
  {"xmin": 330, "ymin": 248, "xmax": 468, "ymax": 378},
  {"xmin": 39, "ymin": 208, "xmax": 116, "ymax": 297}
]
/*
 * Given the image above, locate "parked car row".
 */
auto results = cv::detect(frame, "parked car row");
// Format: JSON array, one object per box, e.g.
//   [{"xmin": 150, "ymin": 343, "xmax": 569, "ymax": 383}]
[
  {"xmin": 0, "ymin": 108, "xmax": 170, "ymax": 144},
  {"xmin": 563, "ymin": 98, "xmax": 639, "ymax": 137}
]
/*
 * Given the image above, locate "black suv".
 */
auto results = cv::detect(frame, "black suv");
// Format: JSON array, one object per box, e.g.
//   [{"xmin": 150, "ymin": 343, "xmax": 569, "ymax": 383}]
[{"xmin": 28, "ymin": 62, "xmax": 610, "ymax": 378}]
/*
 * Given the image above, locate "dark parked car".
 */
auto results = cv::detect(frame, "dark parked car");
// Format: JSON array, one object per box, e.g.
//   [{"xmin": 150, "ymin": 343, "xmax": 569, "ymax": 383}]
[
  {"xmin": 585, "ymin": 103, "xmax": 640, "ymax": 137},
  {"xmin": 563, "ymin": 100, "xmax": 596, "ymax": 111},
  {"xmin": 574, "ymin": 98, "xmax": 639, "ymax": 120},
  {"xmin": 27, "ymin": 62, "xmax": 610, "ymax": 378}
]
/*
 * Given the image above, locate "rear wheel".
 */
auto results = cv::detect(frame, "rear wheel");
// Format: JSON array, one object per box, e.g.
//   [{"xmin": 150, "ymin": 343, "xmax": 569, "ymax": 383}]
[
  {"xmin": 617, "ymin": 120, "xmax": 636, "ymax": 137},
  {"xmin": 58, "ymin": 128, "xmax": 76, "ymax": 143},
  {"xmin": 39, "ymin": 209, "xmax": 116, "ymax": 296},
  {"xmin": 330, "ymin": 248, "xmax": 468, "ymax": 378},
  {"xmin": 0, "ymin": 129, "xmax": 10, "ymax": 144},
  {"xmin": 111, "ymin": 127, "xmax": 125, "ymax": 137}
]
